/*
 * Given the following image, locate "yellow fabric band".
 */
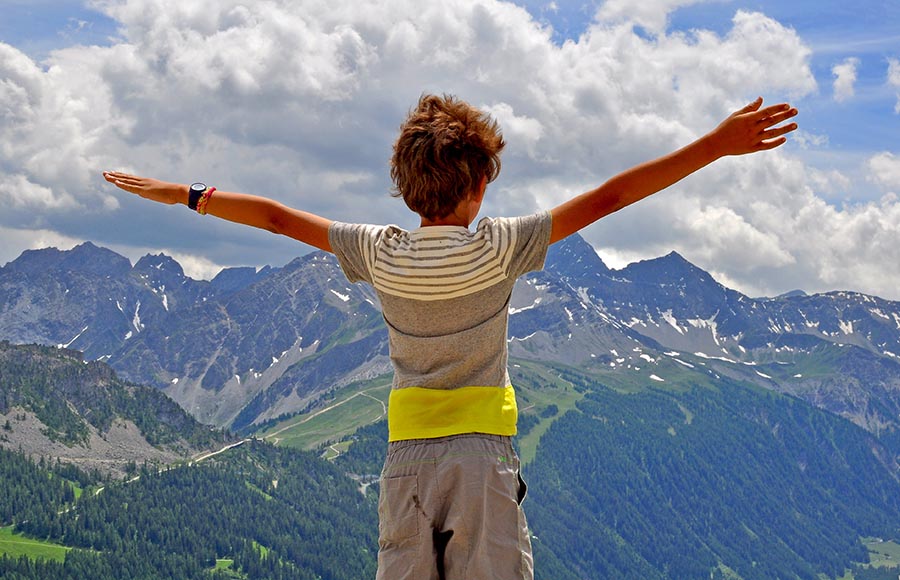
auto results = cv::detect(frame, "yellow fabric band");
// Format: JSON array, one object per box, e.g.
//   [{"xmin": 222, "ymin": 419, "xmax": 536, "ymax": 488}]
[{"xmin": 387, "ymin": 385, "xmax": 518, "ymax": 442}]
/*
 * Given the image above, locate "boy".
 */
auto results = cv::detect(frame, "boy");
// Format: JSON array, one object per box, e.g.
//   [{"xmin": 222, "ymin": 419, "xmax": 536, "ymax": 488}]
[{"xmin": 104, "ymin": 93, "xmax": 797, "ymax": 579}]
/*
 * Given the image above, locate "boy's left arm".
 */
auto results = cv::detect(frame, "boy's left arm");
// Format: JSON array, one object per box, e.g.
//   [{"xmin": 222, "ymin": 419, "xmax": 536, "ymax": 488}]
[{"xmin": 549, "ymin": 97, "xmax": 798, "ymax": 244}]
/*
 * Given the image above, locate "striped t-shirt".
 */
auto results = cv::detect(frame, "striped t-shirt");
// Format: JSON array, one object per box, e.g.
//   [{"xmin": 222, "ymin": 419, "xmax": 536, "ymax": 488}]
[{"xmin": 328, "ymin": 211, "xmax": 552, "ymax": 441}]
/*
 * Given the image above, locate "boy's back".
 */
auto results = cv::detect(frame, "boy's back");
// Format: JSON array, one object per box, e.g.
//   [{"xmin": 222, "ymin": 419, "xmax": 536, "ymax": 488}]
[
  {"xmin": 329, "ymin": 212, "xmax": 551, "ymax": 441},
  {"xmin": 330, "ymin": 209, "xmax": 549, "ymax": 579}
]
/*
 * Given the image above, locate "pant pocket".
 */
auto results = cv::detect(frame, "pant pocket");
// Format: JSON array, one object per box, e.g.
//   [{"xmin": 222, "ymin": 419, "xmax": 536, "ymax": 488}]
[
  {"xmin": 516, "ymin": 471, "xmax": 528, "ymax": 506},
  {"xmin": 379, "ymin": 474, "xmax": 420, "ymax": 543}
]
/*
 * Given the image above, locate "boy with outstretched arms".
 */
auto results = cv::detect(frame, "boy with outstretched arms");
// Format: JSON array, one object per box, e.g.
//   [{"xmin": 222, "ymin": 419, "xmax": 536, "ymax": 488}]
[{"xmin": 104, "ymin": 93, "xmax": 797, "ymax": 580}]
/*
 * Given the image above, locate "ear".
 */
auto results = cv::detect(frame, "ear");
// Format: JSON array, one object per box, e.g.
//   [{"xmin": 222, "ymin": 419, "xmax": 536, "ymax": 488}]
[{"xmin": 472, "ymin": 174, "xmax": 487, "ymax": 203}]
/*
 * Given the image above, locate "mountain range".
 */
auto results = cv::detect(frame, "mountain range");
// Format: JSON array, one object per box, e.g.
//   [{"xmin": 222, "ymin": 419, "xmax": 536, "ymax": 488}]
[
  {"xmin": 2, "ymin": 236, "xmax": 899, "ymax": 444},
  {"xmin": 5, "ymin": 237, "xmax": 900, "ymax": 578}
]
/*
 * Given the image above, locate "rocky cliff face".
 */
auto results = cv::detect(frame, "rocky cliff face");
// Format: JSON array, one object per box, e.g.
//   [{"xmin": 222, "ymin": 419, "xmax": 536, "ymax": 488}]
[{"xmin": 0, "ymin": 341, "xmax": 227, "ymax": 475}]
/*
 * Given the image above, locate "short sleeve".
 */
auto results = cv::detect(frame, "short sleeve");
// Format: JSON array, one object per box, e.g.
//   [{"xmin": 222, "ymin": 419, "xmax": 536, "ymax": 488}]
[
  {"xmin": 478, "ymin": 211, "xmax": 552, "ymax": 279},
  {"xmin": 328, "ymin": 221, "xmax": 384, "ymax": 284}
]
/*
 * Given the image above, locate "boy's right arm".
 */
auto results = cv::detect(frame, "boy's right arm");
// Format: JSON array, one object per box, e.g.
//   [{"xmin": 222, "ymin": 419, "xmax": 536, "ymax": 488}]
[
  {"xmin": 548, "ymin": 98, "xmax": 797, "ymax": 244},
  {"xmin": 103, "ymin": 172, "xmax": 333, "ymax": 252}
]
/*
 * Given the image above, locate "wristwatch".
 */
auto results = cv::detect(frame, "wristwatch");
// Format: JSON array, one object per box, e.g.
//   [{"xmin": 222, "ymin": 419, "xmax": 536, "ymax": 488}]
[{"xmin": 188, "ymin": 182, "xmax": 208, "ymax": 210}]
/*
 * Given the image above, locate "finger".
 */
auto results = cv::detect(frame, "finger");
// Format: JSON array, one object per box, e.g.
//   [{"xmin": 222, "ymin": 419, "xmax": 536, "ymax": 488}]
[
  {"xmin": 103, "ymin": 174, "xmax": 142, "ymax": 193},
  {"xmin": 103, "ymin": 174, "xmax": 131, "ymax": 188},
  {"xmin": 736, "ymin": 97, "xmax": 763, "ymax": 115},
  {"xmin": 755, "ymin": 104, "xmax": 794, "ymax": 124},
  {"xmin": 760, "ymin": 108, "xmax": 798, "ymax": 128},
  {"xmin": 104, "ymin": 171, "xmax": 138, "ymax": 186},
  {"xmin": 756, "ymin": 136, "xmax": 787, "ymax": 151},
  {"xmin": 110, "ymin": 174, "xmax": 144, "ymax": 187},
  {"xmin": 105, "ymin": 171, "xmax": 144, "ymax": 181},
  {"xmin": 763, "ymin": 122, "xmax": 798, "ymax": 140}
]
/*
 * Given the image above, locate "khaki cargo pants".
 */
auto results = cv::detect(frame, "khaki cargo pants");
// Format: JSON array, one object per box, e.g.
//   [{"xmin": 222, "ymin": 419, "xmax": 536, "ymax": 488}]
[{"xmin": 375, "ymin": 433, "xmax": 533, "ymax": 580}]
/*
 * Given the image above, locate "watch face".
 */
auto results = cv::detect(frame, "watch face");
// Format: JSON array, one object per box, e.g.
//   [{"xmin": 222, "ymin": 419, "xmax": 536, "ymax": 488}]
[{"xmin": 190, "ymin": 182, "xmax": 207, "ymax": 193}]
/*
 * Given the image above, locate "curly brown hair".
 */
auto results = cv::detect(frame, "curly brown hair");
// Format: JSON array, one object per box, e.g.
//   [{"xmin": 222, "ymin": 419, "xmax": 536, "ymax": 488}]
[{"xmin": 390, "ymin": 94, "xmax": 505, "ymax": 220}]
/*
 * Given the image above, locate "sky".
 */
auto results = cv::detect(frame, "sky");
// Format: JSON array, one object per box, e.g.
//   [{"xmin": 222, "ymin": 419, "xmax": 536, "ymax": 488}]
[{"xmin": 1, "ymin": 0, "xmax": 899, "ymax": 300}]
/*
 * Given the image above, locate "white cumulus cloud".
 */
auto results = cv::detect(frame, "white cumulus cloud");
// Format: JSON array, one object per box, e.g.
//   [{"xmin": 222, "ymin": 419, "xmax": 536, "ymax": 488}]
[
  {"xmin": 2, "ymin": 0, "xmax": 900, "ymax": 300},
  {"xmin": 868, "ymin": 152, "xmax": 900, "ymax": 191},
  {"xmin": 888, "ymin": 57, "xmax": 900, "ymax": 113},
  {"xmin": 832, "ymin": 57, "xmax": 859, "ymax": 102},
  {"xmin": 594, "ymin": 0, "xmax": 710, "ymax": 36}
]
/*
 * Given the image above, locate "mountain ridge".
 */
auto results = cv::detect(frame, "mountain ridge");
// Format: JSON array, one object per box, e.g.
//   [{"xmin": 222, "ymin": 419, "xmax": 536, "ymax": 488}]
[{"xmin": 3, "ymin": 238, "xmax": 900, "ymax": 442}]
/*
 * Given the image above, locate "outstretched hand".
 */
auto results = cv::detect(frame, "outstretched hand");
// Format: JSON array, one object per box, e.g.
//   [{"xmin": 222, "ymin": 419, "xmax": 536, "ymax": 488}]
[
  {"xmin": 548, "ymin": 96, "xmax": 799, "ymax": 243},
  {"xmin": 103, "ymin": 171, "xmax": 186, "ymax": 205},
  {"xmin": 710, "ymin": 97, "xmax": 798, "ymax": 157}
]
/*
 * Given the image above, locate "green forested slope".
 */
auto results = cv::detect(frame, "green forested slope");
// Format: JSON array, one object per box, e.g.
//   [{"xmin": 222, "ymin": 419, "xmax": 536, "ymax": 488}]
[
  {"xmin": 2, "ymin": 441, "xmax": 377, "ymax": 580},
  {"xmin": 0, "ymin": 449, "xmax": 82, "ymax": 528},
  {"xmin": 0, "ymin": 341, "xmax": 224, "ymax": 450},
  {"xmin": 525, "ymin": 378, "xmax": 900, "ymax": 579}
]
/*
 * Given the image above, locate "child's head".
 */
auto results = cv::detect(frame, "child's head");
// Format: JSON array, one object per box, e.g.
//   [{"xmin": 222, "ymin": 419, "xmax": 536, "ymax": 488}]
[{"xmin": 391, "ymin": 94, "xmax": 505, "ymax": 220}]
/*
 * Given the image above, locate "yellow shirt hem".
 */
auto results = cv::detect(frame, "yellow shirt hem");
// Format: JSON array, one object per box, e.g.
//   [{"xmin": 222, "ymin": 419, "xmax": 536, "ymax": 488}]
[{"xmin": 387, "ymin": 384, "xmax": 518, "ymax": 442}]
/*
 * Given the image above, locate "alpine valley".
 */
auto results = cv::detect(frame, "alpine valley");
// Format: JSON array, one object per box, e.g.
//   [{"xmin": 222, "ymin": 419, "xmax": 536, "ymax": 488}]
[{"xmin": 2, "ymin": 236, "xmax": 900, "ymax": 580}]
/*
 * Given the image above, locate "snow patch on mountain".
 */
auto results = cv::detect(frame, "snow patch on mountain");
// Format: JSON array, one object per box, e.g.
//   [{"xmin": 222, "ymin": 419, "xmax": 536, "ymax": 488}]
[
  {"xmin": 695, "ymin": 352, "xmax": 739, "ymax": 364},
  {"xmin": 58, "ymin": 326, "xmax": 89, "ymax": 349},
  {"xmin": 330, "ymin": 289, "xmax": 350, "ymax": 302},
  {"xmin": 133, "ymin": 301, "xmax": 143, "ymax": 332},
  {"xmin": 661, "ymin": 310, "xmax": 685, "ymax": 335},
  {"xmin": 509, "ymin": 298, "xmax": 541, "ymax": 315}
]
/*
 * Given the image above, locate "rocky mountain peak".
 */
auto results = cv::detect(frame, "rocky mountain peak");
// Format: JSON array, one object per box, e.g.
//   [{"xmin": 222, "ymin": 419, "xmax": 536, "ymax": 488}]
[
  {"xmin": 4, "ymin": 242, "xmax": 130, "ymax": 278},
  {"xmin": 545, "ymin": 233, "xmax": 611, "ymax": 282},
  {"xmin": 621, "ymin": 250, "xmax": 711, "ymax": 284},
  {"xmin": 134, "ymin": 253, "xmax": 186, "ymax": 279},
  {"xmin": 774, "ymin": 289, "xmax": 808, "ymax": 299},
  {"xmin": 211, "ymin": 266, "xmax": 278, "ymax": 295},
  {"xmin": 3, "ymin": 246, "xmax": 66, "ymax": 275},
  {"xmin": 61, "ymin": 242, "xmax": 132, "ymax": 277}
]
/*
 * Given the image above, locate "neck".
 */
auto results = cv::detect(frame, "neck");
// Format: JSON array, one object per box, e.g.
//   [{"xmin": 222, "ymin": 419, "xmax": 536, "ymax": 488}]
[
  {"xmin": 419, "ymin": 184, "xmax": 485, "ymax": 228},
  {"xmin": 419, "ymin": 215, "xmax": 470, "ymax": 228}
]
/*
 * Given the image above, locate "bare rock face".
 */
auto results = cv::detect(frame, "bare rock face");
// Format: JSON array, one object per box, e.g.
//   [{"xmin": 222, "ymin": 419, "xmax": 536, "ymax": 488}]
[
  {"xmin": 0, "ymin": 408, "xmax": 182, "ymax": 477},
  {"xmin": 0, "ymin": 342, "xmax": 226, "ymax": 476}
]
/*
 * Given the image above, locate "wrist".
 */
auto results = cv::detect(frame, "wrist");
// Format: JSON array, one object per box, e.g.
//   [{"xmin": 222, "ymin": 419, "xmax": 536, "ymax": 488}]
[
  {"xmin": 698, "ymin": 130, "xmax": 727, "ymax": 162},
  {"xmin": 177, "ymin": 184, "xmax": 190, "ymax": 206}
]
